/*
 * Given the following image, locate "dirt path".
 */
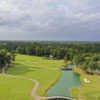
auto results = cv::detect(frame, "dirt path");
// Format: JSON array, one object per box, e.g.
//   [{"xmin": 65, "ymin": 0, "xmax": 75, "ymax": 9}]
[
  {"xmin": 31, "ymin": 80, "xmax": 41, "ymax": 100},
  {"xmin": 3, "ymin": 74, "xmax": 73, "ymax": 100},
  {"xmin": 3, "ymin": 74, "xmax": 41, "ymax": 100},
  {"xmin": 31, "ymin": 80, "xmax": 73, "ymax": 100}
]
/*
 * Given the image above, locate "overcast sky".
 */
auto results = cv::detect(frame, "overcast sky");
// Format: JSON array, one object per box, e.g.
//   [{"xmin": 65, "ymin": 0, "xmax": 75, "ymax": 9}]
[{"xmin": 0, "ymin": 0, "xmax": 100, "ymax": 41}]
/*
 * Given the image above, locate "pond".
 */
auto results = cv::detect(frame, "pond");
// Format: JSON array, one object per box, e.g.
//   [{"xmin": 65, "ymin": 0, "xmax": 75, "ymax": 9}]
[{"xmin": 48, "ymin": 65, "xmax": 81, "ymax": 97}]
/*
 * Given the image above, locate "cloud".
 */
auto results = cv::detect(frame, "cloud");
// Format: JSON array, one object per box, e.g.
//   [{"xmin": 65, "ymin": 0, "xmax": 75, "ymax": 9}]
[{"xmin": 0, "ymin": 0, "xmax": 100, "ymax": 41}]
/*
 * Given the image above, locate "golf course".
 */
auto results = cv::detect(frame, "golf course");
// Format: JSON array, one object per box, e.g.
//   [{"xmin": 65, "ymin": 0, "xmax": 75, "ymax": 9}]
[
  {"xmin": 0, "ymin": 54, "xmax": 65, "ymax": 100},
  {"xmin": 0, "ymin": 0, "xmax": 100, "ymax": 99},
  {"xmin": 0, "ymin": 54, "xmax": 100, "ymax": 100}
]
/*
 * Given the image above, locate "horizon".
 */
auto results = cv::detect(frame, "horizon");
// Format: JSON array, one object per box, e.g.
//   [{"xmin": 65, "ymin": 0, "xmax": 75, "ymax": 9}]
[{"xmin": 1, "ymin": 40, "xmax": 100, "ymax": 42}]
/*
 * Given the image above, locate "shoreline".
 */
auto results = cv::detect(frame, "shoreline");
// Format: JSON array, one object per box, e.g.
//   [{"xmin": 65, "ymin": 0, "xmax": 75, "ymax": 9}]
[{"xmin": 46, "ymin": 69, "xmax": 63, "ymax": 97}]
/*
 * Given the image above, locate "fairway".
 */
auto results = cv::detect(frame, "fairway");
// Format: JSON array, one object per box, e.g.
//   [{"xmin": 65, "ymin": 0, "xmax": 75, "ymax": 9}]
[
  {"xmin": 0, "ymin": 74, "xmax": 34, "ymax": 100},
  {"xmin": 0, "ymin": 54, "xmax": 64, "ymax": 100}
]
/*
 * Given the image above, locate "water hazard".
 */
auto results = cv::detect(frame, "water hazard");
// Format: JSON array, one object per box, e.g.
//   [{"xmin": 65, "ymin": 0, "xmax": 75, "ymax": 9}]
[{"xmin": 48, "ymin": 65, "xmax": 81, "ymax": 97}]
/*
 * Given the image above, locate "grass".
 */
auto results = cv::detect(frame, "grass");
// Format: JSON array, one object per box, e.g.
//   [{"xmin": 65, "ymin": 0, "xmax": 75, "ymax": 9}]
[
  {"xmin": 1, "ymin": 54, "xmax": 100, "ymax": 100},
  {"xmin": 71, "ymin": 67, "xmax": 100, "ymax": 100},
  {"xmin": 0, "ymin": 54, "xmax": 65, "ymax": 100},
  {"xmin": 0, "ymin": 74, "xmax": 34, "ymax": 100}
]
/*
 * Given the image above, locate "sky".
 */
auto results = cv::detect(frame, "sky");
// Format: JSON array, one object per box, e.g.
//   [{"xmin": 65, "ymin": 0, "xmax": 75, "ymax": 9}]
[{"xmin": 0, "ymin": 0, "xmax": 100, "ymax": 41}]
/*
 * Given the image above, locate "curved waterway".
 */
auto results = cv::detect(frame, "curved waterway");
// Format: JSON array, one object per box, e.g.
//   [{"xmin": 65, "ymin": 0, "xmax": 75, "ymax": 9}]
[{"xmin": 48, "ymin": 65, "xmax": 81, "ymax": 97}]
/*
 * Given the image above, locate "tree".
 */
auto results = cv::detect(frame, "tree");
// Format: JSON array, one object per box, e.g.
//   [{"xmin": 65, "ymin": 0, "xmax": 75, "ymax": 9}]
[
  {"xmin": 64, "ymin": 55, "xmax": 68, "ymax": 63},
  {"xmin": 0, "ymin": 49, "xmax": 15, "ymax": 74},
  {"xmin": 25, "ymin": 47, "xmax": 34, "ymax": 55},
  {"xmin": 73, "ymin": 55, "xmax": 85, "ymax": 66},
  {"xmin": 73, "ymin": 55, "xmax": 80, "ymax": 66}
]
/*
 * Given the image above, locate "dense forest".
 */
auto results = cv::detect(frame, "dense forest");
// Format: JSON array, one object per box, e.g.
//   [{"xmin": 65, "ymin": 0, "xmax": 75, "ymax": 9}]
[{"xmin": 0, "ymin": 41, "xmax": 100, "ymax": 74}]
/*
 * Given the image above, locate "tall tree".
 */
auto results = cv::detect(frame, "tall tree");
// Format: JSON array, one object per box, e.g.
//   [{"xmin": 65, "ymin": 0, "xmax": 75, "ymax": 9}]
[{"xmin": 0, "ymin": 49, "xmax": 15, "ymax": 74}]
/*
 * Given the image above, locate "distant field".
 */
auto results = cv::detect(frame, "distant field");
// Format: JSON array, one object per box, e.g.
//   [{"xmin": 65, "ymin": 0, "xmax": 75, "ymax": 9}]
[
  {"xmin": 71, "ymin": 67, "xmax": 100, "ymax": 100},
  {"xmin": 0, "ymin": 54, "xmax": 64, "ymax": 100}
]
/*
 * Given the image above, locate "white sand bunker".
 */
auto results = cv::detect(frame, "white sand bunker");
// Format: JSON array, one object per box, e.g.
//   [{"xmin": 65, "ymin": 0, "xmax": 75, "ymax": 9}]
[{"xmin": 84, "ymin": 78, "xmax": 90, "ymax": 83}]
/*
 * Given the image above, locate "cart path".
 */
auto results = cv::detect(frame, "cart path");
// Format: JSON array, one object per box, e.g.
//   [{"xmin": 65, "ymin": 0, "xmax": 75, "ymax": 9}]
[{"xmin": 3, "ymin": 74, "xmax": 73, "ymax": 100}]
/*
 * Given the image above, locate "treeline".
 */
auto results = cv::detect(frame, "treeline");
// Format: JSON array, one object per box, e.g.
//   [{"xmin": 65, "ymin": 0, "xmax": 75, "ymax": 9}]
[
  {"xmin": 73, "ymin": 53, "xmax": 100, "ymax": 74},
  {"xmin": 0, "ymin": 41, "xmax": 100, "ymax": 60},
  {"xmin": 0, "ymin": 41, "xmax": 100, "ymax": 74}
]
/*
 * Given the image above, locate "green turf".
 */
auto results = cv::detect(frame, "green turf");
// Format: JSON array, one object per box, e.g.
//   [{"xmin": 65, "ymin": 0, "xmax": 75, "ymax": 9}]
[
  {"xmin": 1, "ymin": 54, "xmax": 64, "ymax": 100},
  {"xmin": 71, "ymin": 67, "xmax": 100, "ymax": 100},
  {"xmin": 0, "ymin": 74, "xmax": 34, "ymax": 100}
]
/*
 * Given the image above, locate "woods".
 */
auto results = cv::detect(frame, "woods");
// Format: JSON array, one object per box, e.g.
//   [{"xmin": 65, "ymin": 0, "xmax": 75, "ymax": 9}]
[{"xmin": 0, "ymin": 41, "xmax": 100, "ymax": 74}]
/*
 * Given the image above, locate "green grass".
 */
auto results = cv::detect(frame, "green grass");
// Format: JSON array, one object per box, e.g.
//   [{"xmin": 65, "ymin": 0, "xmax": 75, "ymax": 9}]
[
  {"xmin": 71, "ymin": 67, "xmax": 100, "ymax": 100},
  {"xmin": 0, "ymin": 54, "xmax": 64, "ymax": 100},
  {"xmin": 0, "ymin": 74, "xmax": 34, "ymax": 100},
  {"xmin": 2, "ymin": 54, "xmax": 100, "ymax": 100}
]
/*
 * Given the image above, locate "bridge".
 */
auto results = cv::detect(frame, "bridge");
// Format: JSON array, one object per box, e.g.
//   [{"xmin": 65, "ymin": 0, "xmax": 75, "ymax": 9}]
[{"xmin": 44, "ymin": 96, "xmax": 75, "ymax": 100}]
